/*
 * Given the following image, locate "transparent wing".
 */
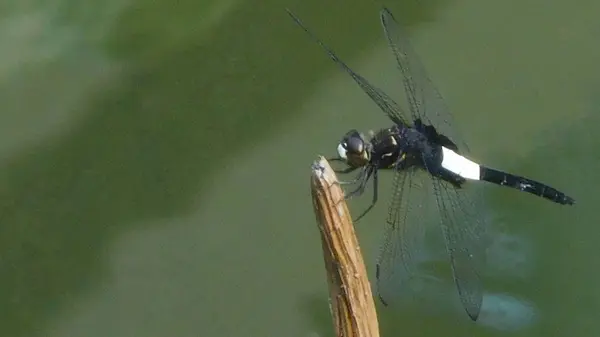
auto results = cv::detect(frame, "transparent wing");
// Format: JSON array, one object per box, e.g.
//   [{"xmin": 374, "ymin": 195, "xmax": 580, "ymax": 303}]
[
  {"xmin": 380, "ymin": 7, "xmax": 471, "ymax": 154},
  {"xmin": 430, "ymin": 177, "xmax": 487, "ymax": 320},
  {"xmin": 381, "ymin": 6, "xmax": 487, "ymax": 320},
  {"xmin": 375, "ymin": 167, "xmax": 431, "ymax": 305},
  {"xmin": 286, "ymin": 9, "xmax": 410, "ymax": 126}
]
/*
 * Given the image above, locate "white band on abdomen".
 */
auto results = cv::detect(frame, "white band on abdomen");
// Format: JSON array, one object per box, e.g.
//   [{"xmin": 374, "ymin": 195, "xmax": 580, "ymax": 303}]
[{"xmin": 441, "ymin": 146, "xmax": 481, "ymax": 180}]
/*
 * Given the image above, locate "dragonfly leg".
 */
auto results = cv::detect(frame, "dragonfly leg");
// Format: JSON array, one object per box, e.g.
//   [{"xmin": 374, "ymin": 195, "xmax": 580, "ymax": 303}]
[
  {"xmin": 337, "ymin": 167, "xmax": 367, "ymax": 186},
  {"xmin": 344, "ymin": 167, "xmax": 373, "ymax": 199},
  {"xmin": 329, "ymin": 167, "xmax": 364, "ymax": 197},
  {"xmin": 335, "ymin": 166, "xmax": 359, "ymax": 176},
  {"xmin": 354, "ymin": 168, "xmax": 378, "ymax": 222},
  {"xmin": 326, "ymin": 156, "xmax": 347, "ymax": 169},
  {"xmin": 326, "ymin": 157, "xmax": 360, "ymax": 176}
]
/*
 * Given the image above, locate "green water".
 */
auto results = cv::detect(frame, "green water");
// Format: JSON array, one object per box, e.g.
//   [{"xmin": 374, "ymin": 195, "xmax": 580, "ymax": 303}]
[{"xmin": 0, "ymin": 0, "xmax": 599, "ymax": 336}]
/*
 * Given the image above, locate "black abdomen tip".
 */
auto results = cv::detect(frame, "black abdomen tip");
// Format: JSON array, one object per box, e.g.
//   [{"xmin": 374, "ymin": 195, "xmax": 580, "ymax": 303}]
[{"xmin": 562, "ymin": 195, "xmax": 575, "ymax": 205}]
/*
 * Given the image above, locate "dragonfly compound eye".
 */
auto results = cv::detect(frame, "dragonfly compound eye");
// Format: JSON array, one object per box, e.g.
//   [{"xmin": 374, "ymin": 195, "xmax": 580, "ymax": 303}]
[{"xmin": 346, "ymin": 136, "xmax": 365, "ymax": 155}]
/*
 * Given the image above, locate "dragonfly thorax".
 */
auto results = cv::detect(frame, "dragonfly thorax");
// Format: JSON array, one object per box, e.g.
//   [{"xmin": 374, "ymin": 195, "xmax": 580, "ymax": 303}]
[{"xmin": 336, "ymin": 129, "xmax": 372, "ymax": 168}]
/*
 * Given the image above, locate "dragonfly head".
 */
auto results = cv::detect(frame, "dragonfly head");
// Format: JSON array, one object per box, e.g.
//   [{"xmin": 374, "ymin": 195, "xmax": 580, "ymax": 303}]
[{"xmin": 337, "ymin": 129, "xmax": 371, "ymax": 168}]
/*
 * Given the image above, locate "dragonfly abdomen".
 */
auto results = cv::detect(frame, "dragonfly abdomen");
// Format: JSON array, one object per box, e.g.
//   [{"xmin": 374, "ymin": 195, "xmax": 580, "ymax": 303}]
[{"xmin": 480, "ymin": 167, "xmax": 575, "ymax": 205}]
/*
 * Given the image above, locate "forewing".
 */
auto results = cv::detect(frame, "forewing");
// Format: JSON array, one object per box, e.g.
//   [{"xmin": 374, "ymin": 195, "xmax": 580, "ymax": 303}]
[
  {"xmin": 380, "ymin": 7, "xmax": 471, "ymax": 154},
  {"xmin": 287, "ymin": 9, "xmax": 410, "ymax": 126}
]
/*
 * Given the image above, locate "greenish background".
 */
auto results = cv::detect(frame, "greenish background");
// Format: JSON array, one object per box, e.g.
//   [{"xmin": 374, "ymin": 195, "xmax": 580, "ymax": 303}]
[{"xmin": 0, "ymin": 0, "xmax": 598, "ymax": 336}]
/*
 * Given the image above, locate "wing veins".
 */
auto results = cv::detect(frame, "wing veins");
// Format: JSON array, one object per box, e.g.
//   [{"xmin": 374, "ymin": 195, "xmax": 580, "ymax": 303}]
[{"xmin": 287, "ymin": 9, "xmax": 409, "ymax": 126}]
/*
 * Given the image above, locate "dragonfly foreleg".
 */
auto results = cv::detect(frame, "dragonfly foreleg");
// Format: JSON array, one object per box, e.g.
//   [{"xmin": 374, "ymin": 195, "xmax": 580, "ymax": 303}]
[
  {"xmin": 326, "ymin": 157, "xmax": 360, "ymax": 176},
  {"xmin": 335, "ymin": 166, "xmax": 359, "ymax": 175},
  {"xmin": 338, "ymin": 166, "xmax": 368, "ymax": 185},
  {"xmin": 344, "ymin": 167, "xmax": 374, "ymax": 199},
  {"xmin": 354, "ymin": 168, "xmax": 379, "ymax": 222}
]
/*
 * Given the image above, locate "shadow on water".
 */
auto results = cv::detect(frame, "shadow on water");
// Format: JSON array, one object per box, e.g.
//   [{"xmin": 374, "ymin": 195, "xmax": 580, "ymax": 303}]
[
  {"xmin": 486, "ymin": 103, "xmax": 598, "ymax": 336},
  {"xmin": 300, "ymin": 99, "xmax": 598, "ymax": 334},
  {"xmin": 0, "ymin": 0, "xmax": 449, "ymax": 336}
]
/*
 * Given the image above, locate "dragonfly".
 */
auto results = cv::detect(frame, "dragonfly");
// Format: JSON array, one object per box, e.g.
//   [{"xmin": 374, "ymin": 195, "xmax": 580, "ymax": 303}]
[{"xmin": 287, "ymin": 7, "xmax": 575, "ymax": 321}]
